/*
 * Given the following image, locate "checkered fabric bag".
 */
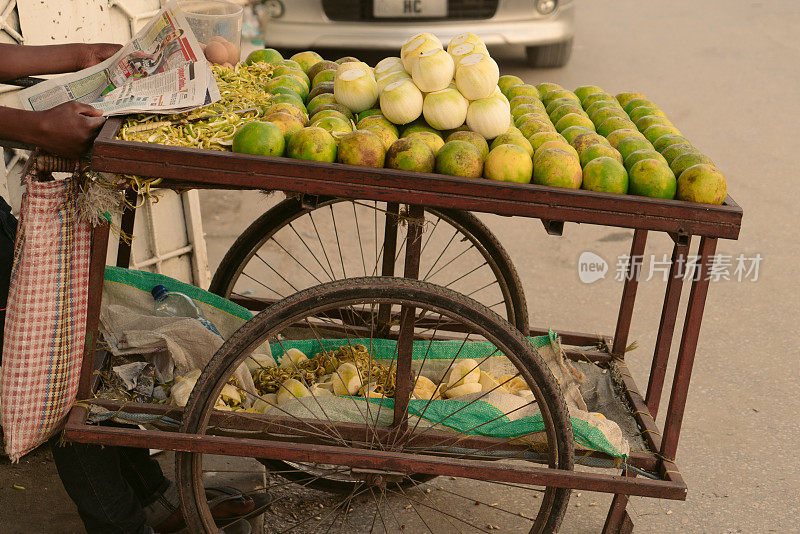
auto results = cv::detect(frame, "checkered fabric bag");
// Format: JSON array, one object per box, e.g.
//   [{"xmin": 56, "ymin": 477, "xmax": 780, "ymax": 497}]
[{"xmin": 0, "ymin": 173, "xmax": 91, "ymax": 461}]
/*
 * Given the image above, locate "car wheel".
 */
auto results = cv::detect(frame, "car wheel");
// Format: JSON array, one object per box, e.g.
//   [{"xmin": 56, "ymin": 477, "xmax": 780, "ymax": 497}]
[{"xmin": 526, "ymin": 38, "xmax": 573, "ymax": 68}]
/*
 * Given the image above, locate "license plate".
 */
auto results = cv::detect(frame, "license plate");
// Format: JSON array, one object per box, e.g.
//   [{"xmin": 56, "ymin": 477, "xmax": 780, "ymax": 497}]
[{"xmin": 373, "ymin": 0, "xmax": 448, "ymax": 18}]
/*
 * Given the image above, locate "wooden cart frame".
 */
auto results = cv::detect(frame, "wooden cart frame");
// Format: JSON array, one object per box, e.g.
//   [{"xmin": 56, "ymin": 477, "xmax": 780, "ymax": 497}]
[{"xmin": 35, "ymin": 116, "xmax": 743, "ymax": 533}]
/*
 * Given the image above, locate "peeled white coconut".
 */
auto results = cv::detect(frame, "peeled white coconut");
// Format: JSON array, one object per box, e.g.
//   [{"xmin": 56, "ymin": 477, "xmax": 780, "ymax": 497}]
[
  {"xmin": 219, "ymin": 383, "xmax": 241, "ymax": 405},
  {"xmin": 448, "ymin": 42, "xmax": 486, "ymax": 67},
  {"xmin": 478, "ymin": 370, "xmax": 504, "ymax": 393},
  {"xmin": 498, "ymin": 375, "xmax": 529, "ymax": 395},
  {"xmin": 334, "ymin": 66, "xmax": 379, "ymax": 113},
  {"xmin": 401, "ymin": 35, "xmax": 442, "ymax": 73},
  {"xmin": 380, "ymin": 79, "xmax": 423, "ymax": 125},
  {"xmin": 246, "ymin": 352, "xmax": 276, "ymax": 373},
  {"xmin": 423, "ymin": 88, "xmax": 468, "ymax": 131},
  {"xmin": 374, "ymin": 57, "xmax": 404, "ymax": 78},
  {"xmin": 335, "ymin": 61, "xmax": 372, "ymax": 75},
  {"xmin": 276, "ymin": 378, "xmax": 312, "ymax": 405},
  {"xmin": 402, "ymin": 32, "xmax": 442, "ymax": 54},
  {"xmin": 445, "ymin": 382, "xmax": 482, "ymax": 398},
  {"xmin": 376, "ymin": 70, "xmax": 412, "ymax": 93},
  {"xmin": 491, "ymin": 86, "xmax": 510, "ymax": 108},
  {"xmin": 309, "ymin": 385, "xmax": 333, "ymax": 397},
  {"xmin": 455, "ymin": 53, "xmax": 499, "ymax": 100},
  {"xmin": 411, "ymin": 48, "xmax": 455, "ymax": 92},
  {"xmin": 412, "ymin": 375, "xmax": 438, "ymax": 400},
  {"xmin": 466, "ymin": 96, "xmax": 511, "ymax": 139},
  {"xmin": 363, "ymin": 383, "xmax": 387, "ymax": 399},
  {"xmin": 169, "ymin": 375, "xmax": 197, "ymax": 407},
  {"xmin": 252, "ymin": 394, "xmax": 278, "ymax": 413},
  {"xmin": 280, "ymin": 348, "xmax": 308, "ymax": 369},
  {"xmin": 446, "ymin": 359, "xmax": 481, "ymax": 388},
  {"xmin": 332, "ymin": 362, "xmax": 362, "ymax": 396},
  {"xmin": 447, "ymin": 32, "xmax": 486, "ymax": 52}
]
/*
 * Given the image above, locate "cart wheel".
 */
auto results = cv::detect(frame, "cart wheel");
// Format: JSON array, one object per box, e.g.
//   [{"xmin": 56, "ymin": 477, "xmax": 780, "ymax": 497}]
[
  {"xmin": 177, "ymin": 277, "xmax": 573, "ymax": 533},
  {"xmin": 209, "ymin": 197, "xmax": 529, "ymax": 332}
]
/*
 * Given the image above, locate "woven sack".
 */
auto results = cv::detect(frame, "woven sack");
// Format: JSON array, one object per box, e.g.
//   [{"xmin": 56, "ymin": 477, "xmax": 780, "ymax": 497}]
[{"xmin": 0, "ymin": 174, "xmax": 91, "ymax": 461}]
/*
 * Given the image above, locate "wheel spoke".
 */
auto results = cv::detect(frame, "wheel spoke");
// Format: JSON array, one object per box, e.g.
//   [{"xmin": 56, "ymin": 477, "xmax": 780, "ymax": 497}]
[
  {"xmin": 330, "ymin": 205, "xmax": 348, "ymax": 279},
  {"xmin": 368, "ymin": 486, "xmax": 389, "ymax": 534},
  {"xmin": 441, "ymin": 262, "xmax": 490, "ymax": 290},
  {"xmin": 394, "ymin": 482, "xmax": 437, "ymax": 534},
  {"xmin": 288, "ymin": 221, "xmax": 336, "ymax": 282},
  {"xmin": 309, "ymin": 211, "xmax": 338, "ymax": 280},
  {"xmin": 353, "ymin": 202, "xmax": 368, "ymax": 277},
  {"xmin": 385, "ymin": 486, "xmax": 492, "ymax": 533},
  {"xmin": 270, "ymin": 236, "xmax": 326, "ymax": 285},
  {"xmin": 241, "ymin": 271, "xmax": 284, "ymax": 299},
  {"xmin": 423, "ymin": 244, "xmax": 474, "ymax": 282},
  {"xmin": 253, "ymin": 252, "xmax": 302, "ymax": 293},
  {"xmin": 420, "ymin": 228, "xmax": 459, "ymax": 281}
]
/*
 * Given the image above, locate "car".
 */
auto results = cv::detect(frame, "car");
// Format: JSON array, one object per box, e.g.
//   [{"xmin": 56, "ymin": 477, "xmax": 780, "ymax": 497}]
[{"xmin": 258, "ymin": 0, "xmax": 575, "ymax": 68}]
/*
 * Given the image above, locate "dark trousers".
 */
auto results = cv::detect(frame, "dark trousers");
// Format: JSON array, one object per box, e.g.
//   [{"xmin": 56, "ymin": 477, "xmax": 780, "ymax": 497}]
[
  {"xmin": 0, "ymin": 195, "xmax": 16, "ymax": 360},
  {"xmin": 50, "ymin": 424, "xmax": 171, "ymax": 534}
]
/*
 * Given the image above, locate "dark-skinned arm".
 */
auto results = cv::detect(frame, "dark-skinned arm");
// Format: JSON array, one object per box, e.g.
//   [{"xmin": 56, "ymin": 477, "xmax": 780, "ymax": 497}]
[
  {"xmin": 0, "ymin": 43, "xmax": 122, "ymax": 81},
  {"xmin": 0, "ymin": 43, "xmax": 122, "ymax": 157}
]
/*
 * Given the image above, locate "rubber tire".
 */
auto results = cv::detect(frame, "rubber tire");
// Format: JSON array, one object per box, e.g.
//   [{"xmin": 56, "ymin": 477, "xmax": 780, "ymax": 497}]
[
  {"xmin": 526, "ymin": 38, "xmax": 574, "ymax": 68},
  {"xmin": 209, "ymin": 197, "xmax": 530, "ymax": 332},
  {"xmin": 177, "ymin": 277, "xmax": 573, "ymax": 534}
]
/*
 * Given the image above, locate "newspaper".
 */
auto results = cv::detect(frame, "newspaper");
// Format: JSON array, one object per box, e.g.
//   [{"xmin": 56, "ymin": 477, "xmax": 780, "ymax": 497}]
[{"xmin": 18, "ymin": 0, "xmax": 219, "ymax": 116}]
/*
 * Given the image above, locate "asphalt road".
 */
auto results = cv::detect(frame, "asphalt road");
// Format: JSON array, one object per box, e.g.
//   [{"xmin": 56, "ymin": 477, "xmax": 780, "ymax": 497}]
[{"xmin": 2, "ymin": 1, "xmax": 797, "ymax": 532}]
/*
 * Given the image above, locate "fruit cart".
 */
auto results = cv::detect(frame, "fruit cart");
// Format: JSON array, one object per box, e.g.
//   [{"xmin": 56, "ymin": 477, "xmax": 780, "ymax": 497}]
[{"xmin": 0, "ymin": 108, "xmax": 737, "ymax": 533}]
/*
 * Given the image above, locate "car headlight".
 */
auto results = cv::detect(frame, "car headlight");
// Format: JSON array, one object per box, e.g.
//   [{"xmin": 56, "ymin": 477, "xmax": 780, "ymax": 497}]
[
  {"xmin": 263, "ymin": 0, "xmax": 284, "ymax": 18},
  {"xmin": 535, "ymin": 0, "xmax": 558, "ymax": 15}
]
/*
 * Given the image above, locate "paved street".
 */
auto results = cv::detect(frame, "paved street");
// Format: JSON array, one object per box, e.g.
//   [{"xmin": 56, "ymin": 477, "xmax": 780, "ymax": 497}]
[{"xmin": 2, "ymin": 1, "xmax": 798, "ymax": 532}]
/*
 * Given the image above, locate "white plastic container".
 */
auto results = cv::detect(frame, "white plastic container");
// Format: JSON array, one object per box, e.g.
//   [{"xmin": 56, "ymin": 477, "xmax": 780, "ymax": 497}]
[{"xmin": 179, "ymin": 0, "xmax": 243, "ymax": 65}]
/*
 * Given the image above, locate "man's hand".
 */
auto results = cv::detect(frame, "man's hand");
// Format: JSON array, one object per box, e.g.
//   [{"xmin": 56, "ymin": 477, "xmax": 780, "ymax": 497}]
[
  {"xmin": 30, "ymin": 102, "xmax": 107, "ymax": 158},
  {"xmin": 78, "ymin": 43, "xmax": 123, "ymax": 70}
]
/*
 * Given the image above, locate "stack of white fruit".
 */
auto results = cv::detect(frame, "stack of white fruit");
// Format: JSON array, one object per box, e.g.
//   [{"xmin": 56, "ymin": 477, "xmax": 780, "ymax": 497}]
[{"xmin": 333, "ymin": 32, "xmax": 511, "ymax": 139}]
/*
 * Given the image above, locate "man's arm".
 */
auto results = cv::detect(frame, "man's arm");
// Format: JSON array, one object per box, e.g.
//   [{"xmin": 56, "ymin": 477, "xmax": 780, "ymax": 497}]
[
  {"xmin": 0, "ymin": 102, "xmax": 106, "ymax": 157},
  {"xmin": 0, "ymin": 43, "xmax": 122, "ymax": 81},
  {"xmin": 0, "ymin": 43, "xmax": 122, "ymax": 157}
]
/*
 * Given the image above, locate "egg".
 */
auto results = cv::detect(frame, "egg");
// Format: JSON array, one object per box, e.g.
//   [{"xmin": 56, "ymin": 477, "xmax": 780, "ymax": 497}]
[
  {"xmin": 223, "ymin": 40, "xmax": 239, "ymax": 64},
  {"xmin": 204, "ymin": 40, "xmax": 228, "ymax": 65}
]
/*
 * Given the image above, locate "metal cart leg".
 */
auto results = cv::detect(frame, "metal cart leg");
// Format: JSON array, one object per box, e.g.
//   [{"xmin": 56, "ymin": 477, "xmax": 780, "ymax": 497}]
[
  {"xmin": 646, "ymin": 239, "xmax": 691, "ymax": 416},
  {"xmin": 391, "ymin": 205, "xmax": 424, "ymax": 438},
  {"xmin": 376, "ymin": 202, "xmax": 399, "ymax": 332},
  {"xmin": 75, "ymin": 224, "xmax": 111, "ymax": 400},
  {"xmin": 115, "ymin": 188, "xmax": 138, "ymax": 268},
  {"xmin": 603, "ymin": 237, "xmax": 717, "ymax": 532},
  {"xmin": 660, "ymin": 237, "xmax": 717, "ymax": 461},
  {"xmin": 612, "ymin": 230, "xmax": 648, "ymax": 355}
]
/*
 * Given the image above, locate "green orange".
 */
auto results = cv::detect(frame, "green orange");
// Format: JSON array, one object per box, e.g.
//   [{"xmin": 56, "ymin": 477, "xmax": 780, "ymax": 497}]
[
  {"xmin": 232, "ymin": 121, "xmax": 285, "ymax": 157},
  {"xmin": 676, "ymin": 164, "xmax": 727, "ymax": 204},
  {"xmin": 435, "ymin": 140, "xmax": 484, "ymax": 178},
  {"xmin": 386, "ymin": 137, "xmax": 435, "ymax": 173},
  {"xmin": 582, "ymin": 157, "xmax": 629, "ymax": 194},
  {"xmin": 628, "ymin": 159, "xmax": 676, "ymax": 199},
  {"xmin": 580, "ymin": 144, "xmax": 623, "ymax": 167},
  {"xmin": 532, "ymin": 148, "xmax": 582, "ymax": 189},
  {"xmin": 286, "ymin": 127, "xmax": 337, "ymax": 162}
]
